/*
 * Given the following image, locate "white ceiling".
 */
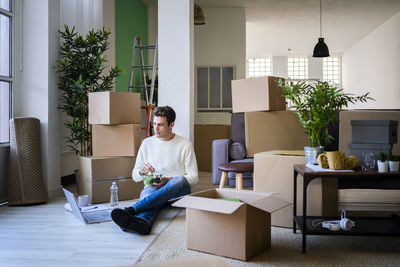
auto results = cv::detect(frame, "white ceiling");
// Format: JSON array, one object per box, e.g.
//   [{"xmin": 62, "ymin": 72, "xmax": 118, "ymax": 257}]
[{"xmin": 144, "ymin": 0, "xmax": 400, "ymax": 55}]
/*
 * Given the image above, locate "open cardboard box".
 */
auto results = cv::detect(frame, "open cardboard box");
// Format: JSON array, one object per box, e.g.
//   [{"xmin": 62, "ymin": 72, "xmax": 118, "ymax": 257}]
[{"xmin": 172, "ymin": 188, "xmax": 289, "ymax": 261}]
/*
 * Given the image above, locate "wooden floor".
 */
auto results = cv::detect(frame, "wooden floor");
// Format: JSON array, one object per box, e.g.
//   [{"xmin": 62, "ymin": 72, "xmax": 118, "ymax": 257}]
[{"xmin": 0, "ymin": 172, "xmax": 215, "ymax": 267}]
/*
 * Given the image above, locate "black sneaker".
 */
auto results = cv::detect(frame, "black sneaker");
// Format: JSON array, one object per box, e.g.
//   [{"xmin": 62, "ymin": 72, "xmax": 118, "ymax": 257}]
[
  {"xmin": 124, "ymin": 206, "xmax": 136, "ymax": 216},
  {"xmin": 111, "ymin": 208, "xmax": 151, "ymax": 235}
]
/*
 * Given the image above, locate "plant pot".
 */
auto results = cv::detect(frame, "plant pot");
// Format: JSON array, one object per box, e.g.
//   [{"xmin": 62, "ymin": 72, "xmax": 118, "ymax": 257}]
[
  {"xmin": 389, "ymin": 161, "xmax": 400, "ymax": 172},
  {"xmin": 304, "ymin": 146, "xmax": 323, "ymax": 165},
  {"xmin": 377, "ymin": 160, "xmax": 389, "ymax": 172}
]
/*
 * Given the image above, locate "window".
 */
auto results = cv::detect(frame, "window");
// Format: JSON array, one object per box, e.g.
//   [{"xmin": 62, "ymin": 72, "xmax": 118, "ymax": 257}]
[
  {"xmin": 196, "ymin": 66, "xmax": 234, "ymax": 112},
  {"xmin": 287, "ymin": 57, "xmax": 308, "ymax": 79},
  {"xmin": 323, "ymin": 56, "xmax": 341, "ymax": 85},
  {"xmin": 0, "ymin": 0, "xmax": 12, "ymax": 143},
  {"xmin": 248, "ymin": 58, "xmax": 272, "ymax": 77}
]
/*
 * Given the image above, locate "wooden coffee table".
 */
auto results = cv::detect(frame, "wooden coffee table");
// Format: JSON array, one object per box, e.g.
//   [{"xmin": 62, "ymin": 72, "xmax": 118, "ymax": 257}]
[{"xmin": 293, "ymin": 164, "xmax": 400, "ymax": 253}]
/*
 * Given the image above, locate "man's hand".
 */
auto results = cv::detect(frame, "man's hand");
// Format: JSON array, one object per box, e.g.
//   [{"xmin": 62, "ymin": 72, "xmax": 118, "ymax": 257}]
[
  {"xmin": 151, "ymin": 177, "xmax": 171, "ymax": 189},
  {"xmin": 139, "ymin": 163, "xmax": 155, "ymax": 176}
]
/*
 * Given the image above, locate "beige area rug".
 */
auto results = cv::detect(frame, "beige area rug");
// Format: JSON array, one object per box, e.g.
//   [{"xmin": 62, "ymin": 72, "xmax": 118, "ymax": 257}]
[{"xmin": 138, "ymin": 211, "xmax": 400, "ymax": 266}]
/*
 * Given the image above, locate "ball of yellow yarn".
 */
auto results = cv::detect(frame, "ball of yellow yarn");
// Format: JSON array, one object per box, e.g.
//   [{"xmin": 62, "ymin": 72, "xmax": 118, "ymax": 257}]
[
  {"xmin": 317, "ymin": 153, "xmax": 329, "ymax": 168},
  {"xmin": 344, "ymin": 155, "xmax": 359, "ymax": 170}
]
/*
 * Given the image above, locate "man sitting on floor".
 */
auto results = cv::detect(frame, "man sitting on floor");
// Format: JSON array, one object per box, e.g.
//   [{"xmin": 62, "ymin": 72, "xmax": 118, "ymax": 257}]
[{"xmin": 111, "ymin": 106, "xmax": 199, "ymax": 235}]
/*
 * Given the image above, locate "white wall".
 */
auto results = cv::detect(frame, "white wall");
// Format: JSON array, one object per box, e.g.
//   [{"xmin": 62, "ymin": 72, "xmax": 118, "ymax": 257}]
[
  {"xmin": 158, "ymin": 0, "xmax": 194, "ymax": 142},
  {"xmin": 148, "ymin": 4, "xmax": 158, "ymax": 67},
  {"xmin": 14, "ymin": 0, "xmax": 61, "ymax": 196},
  {"xmin": 48, "ymin": 0, "xmax": 61, "ymax": 195},
  {"xmin": 59, "ymin": 0, "xmax": 106, "ymax": 177},
  {"xmin": 195, "ymin": 8, "xmax": 246, "ymax": 79},
  {"xmin": 343, "ymin": 12, "xmax": 400, "ymax": 109},
  {"xmin": 308, "ymin": 56, "xmax": 323, "ymax": 80},
  {"xmin": 272, "ymin": 56, "xmax": 288, "ymax": 78},
  {"xmin": 194, "ymin": 7, "xmax": 245, "ymax": 125},
  {"xmin": 271, "ymin": 55, "xmax": 323, "ymax": 82},
  {"xmin": 103, "ymin": 0, "xmax": 115, "ymax": 78},
  {"xmin": 60, "ymin": 0, "xmax": 103, "ymax": 35}
]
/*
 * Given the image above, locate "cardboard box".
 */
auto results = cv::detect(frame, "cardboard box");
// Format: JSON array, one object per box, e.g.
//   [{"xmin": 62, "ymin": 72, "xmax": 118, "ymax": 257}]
[
  {"xmin": 339, "ymin": 110, "xmax": 400, "ymax": 156},
  {"xmin": 245, "ymin": 111, "xmax": 309, "ymax": 157},
  {"xmin": 92, "ymin": 124, "xmax": 141, "ymax": 157},
  {"xmin": 194, "ymin": 124, "xmax": 231, "ymax": 171},
  {"xmin": 79, "ymin": 156, "xmax": 143, "ymax": 204},
  {"xmin": 88, "ymin": 91, "xmax": 141, "ymax": 125},
  {"xmin": 231, "ymin": 76, "xmax": 286, "ymax": 113},
  {"xmin": 254, "ymin": 151, "xmax": 338, "ymax": 228},
  {"xmin": 172, "ymin": 188, "xmax": 289, "ymax": 261}
]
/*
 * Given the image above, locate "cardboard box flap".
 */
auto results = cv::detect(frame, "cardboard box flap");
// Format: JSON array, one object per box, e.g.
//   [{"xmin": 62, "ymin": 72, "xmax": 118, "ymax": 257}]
[
  {"xmin": 215, "ymin": 188, "xmax": 276, "ymax": 202},
  {"xmin": 172, "ymin": 195, "xmax": 244, "ymax": 214},
  {"xmin": 249, "ymin": 195, "xmax": 290, "ymax": 213}
]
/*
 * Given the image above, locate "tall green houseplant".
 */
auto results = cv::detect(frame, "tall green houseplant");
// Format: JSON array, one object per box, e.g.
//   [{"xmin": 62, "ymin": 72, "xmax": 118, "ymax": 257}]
[
  {"xmin": 56, "ymin": 25, "xmax": 121, "ymax": 156},
  {"xmin": 279, "ymin": 80, "xmax": 372, "ymax": 147}
]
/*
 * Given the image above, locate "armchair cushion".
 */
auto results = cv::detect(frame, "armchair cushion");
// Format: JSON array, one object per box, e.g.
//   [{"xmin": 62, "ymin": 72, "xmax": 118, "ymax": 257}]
[
  {"xmin": 231, "ymin": 113, "xmax": 245, "ymax": 144},
  {"xmin": 229, "ymin": 142, "xmax": 246, "ymax": 160}
]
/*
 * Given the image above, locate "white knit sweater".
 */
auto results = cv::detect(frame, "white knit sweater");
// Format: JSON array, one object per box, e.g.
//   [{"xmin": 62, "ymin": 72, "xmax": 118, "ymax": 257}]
[{"xmin": 132, "ymin": 134, "xmax": 199, "ymax": 186}]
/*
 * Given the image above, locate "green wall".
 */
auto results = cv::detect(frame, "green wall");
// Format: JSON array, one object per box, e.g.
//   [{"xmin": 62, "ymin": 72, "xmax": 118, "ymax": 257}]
[{"xmin": 115, "ymin": 0, "xmax": 148, "ymax": 93}]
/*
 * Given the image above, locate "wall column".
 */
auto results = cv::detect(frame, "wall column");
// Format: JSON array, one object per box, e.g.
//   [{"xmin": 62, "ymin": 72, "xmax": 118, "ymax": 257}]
[{"xmin": 158, "ymin": 0, "xmax": 194, "ymax": 142}]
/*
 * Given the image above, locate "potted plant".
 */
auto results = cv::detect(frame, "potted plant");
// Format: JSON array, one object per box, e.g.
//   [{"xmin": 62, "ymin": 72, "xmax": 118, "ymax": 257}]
[
  {"xmin": 56, "ymin": 25, "xmax": 121, "ymax": 156},
  {"xmin": 376, "ymin": 150, "xmax": 390, "ymax": 172},
  {"xmin": 389, "ymin": 154, "xmax": 400, "ymax": 172},
  {"xmin": 279, "ymin": 80, "xmax": 371, "ymax": 164}
]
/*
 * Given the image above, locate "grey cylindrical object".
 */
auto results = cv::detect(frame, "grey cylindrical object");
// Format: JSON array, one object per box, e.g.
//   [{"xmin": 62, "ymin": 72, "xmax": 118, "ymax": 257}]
[
  {"xmin": 9, "ymin": 117, "xmax": 47, "ymax": 205},
  {"xmin": 304, "ymin": 146, "xmax": 320, "ymax": 165}
]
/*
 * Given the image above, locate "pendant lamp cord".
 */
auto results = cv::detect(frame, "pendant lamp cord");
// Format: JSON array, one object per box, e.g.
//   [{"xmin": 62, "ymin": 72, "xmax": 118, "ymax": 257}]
[{"xmin": 320, "ymin": 0, "xmax": 322, "ymax": 37}]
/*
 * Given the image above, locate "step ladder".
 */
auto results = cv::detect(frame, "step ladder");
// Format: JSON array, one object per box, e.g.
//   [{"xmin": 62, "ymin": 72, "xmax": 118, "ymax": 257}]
[{"xmin": 128, "ymin": 35, "xmax": 158, "ymax": 138}]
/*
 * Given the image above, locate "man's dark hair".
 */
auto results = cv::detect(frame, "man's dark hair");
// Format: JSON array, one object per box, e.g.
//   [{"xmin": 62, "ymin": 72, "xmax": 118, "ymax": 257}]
[{"xmin": 154, "ymin": 106, "xmax": 176, "ymax": 126}]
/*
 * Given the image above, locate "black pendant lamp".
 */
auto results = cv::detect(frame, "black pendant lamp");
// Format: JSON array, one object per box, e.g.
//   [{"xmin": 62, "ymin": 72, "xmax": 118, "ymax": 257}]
[{"xmin": 313, "ymin": 0, "xmax": 330, "ymax": 57}]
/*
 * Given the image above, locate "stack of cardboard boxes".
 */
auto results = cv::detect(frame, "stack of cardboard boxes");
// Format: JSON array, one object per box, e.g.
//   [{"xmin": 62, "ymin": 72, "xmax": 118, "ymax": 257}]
[
  {"xmin": 231, "ymin": 76, "xmax": 337, "ymax": 228},
  {"xmin": 231, "ymin": 76, "xmax": 308, "ymax": 157},
  {"xmin": 163, "ymin": 77, "xmax": 304, "ymax": 260},
  {"xmin": 78, "ymin": 91, "xmax": 143, "ymax": 204}
]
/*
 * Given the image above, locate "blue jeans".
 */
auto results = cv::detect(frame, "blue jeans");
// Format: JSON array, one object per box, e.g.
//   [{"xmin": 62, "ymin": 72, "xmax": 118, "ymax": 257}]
[{"xmin": 132, "ymin": 176, "xmax": 191, "ymax": 226}]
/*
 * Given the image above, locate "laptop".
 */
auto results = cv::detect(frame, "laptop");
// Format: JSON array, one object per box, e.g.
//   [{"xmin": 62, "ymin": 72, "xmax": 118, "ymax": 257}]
[{"xmin": 63, "ymin": 188, "xmax": 112, "ymax": 224}]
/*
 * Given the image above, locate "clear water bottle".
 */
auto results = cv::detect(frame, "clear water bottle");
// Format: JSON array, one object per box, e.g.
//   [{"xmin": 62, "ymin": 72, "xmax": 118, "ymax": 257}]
[{"xmin": 110, "ymin": 182, "xmax": 118, "ymax": 207}]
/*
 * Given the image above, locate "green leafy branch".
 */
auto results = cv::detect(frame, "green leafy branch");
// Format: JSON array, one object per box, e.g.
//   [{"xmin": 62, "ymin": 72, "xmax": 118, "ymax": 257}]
[
  {"xmin": 56, "ymin": 25, "xmax": 121, "ymax": 156},
  {"xmin": 279, "ymin": 80, "xmax": 373, "ymax": 147}
]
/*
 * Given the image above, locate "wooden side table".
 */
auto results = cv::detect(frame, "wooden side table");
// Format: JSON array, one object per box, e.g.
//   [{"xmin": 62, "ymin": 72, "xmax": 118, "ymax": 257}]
[{"xmin": 218, "ymin": 162, "xmax": 254, "ymax": 190}]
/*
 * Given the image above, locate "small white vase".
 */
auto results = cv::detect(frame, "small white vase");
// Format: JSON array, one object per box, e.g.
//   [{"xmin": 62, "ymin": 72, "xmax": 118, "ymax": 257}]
[
  {"xmin": 377, "ymin": 160, "xmax": 389, "ymax": 172},
  {"xmin": 389, "ymin": 161, "xmax": 400, "ymax": 172}
]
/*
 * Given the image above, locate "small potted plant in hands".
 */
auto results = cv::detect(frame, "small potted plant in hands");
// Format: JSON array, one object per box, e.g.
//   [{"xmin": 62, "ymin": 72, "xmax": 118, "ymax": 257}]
[
  {"xmin": 143, "ymin": 173, "xmax": 163, "ymax": 186},
  {"xmin": 389, "ymin": 154, "xmax": 400, "ymax": 172},
  {"xmin": 376, "ymin": 150, "xmax": 390, "ymax": 172}
]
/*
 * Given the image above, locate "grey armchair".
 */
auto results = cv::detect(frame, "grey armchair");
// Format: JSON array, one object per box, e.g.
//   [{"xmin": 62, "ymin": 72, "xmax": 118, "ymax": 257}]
[{"xmin": 212, "ymin": 113, "xmax": 253, "ymax": 188}]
